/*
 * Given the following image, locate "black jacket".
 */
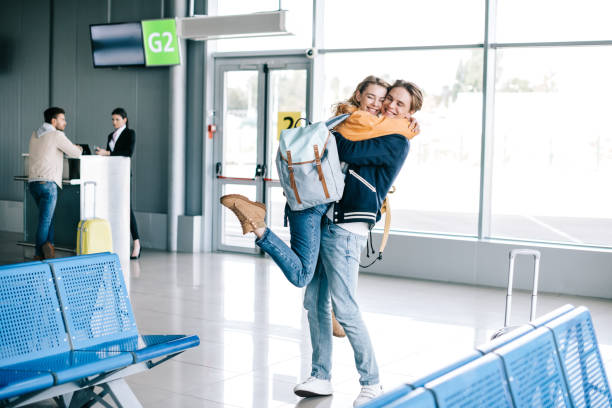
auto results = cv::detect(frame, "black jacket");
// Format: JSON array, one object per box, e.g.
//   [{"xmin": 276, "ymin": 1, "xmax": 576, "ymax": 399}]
[
  {"xmin": 106, "ymin": 128, "xmax": 135, "ymax": 157},
  {"xmin": 332, "ymin": 131, "xmax": 410, "ymax": 227}
]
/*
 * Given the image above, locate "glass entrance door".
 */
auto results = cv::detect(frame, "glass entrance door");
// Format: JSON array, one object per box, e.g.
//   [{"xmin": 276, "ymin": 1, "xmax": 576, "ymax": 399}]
[{"xmin": 213, "ymin": 56, "xmax": 311, "ymax": 253}]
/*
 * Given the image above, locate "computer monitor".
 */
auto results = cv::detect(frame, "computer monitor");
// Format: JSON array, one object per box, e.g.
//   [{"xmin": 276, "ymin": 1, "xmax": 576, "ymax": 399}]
[{"xmin": 78, "ymin": 144, "xmax": 92, "ymax": 155}]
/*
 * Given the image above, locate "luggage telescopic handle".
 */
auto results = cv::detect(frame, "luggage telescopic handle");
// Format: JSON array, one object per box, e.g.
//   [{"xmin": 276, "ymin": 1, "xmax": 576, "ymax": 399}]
[
  {"xmin": 504, "ymin": 248, "xmax": 541, "ymax": 327},
  {"xmin": 83, "ymin": 181, "xmax": 97, "ymax": 219}
]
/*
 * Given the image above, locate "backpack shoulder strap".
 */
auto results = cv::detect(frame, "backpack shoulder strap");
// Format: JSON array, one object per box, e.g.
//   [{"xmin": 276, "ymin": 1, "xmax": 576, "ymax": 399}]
[{"xmin": 378, "ymin": 196, "xmax": 391, "ymax": 255}]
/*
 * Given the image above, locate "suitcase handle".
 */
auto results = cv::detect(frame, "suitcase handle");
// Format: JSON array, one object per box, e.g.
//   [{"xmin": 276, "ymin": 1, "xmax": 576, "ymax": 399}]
[{"xmin": 504, "ymin": 248, "xmax": 541, "ymax": 327}]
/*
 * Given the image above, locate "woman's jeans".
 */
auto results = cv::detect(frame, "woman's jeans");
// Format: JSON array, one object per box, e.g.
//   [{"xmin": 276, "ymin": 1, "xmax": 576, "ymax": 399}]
[
  {"xmin": 303, "ymin": 219, "xmax": 380, "ymax": 386},
  {"xmin": 255, "ymin": 203, "xmax": 328, "ymax": 288},
  {"xmin": 28, "ymin": 181, "xmax": 57, "ymax": 257}
]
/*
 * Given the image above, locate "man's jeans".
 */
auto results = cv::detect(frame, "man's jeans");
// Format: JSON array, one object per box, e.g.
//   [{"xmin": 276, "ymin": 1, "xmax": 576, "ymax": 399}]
[
  {"xmin": 304, "ymin": 219, "xmax": 380, "ymax": 386},
  {"xmin": 256, "ymin": 203, "xmax": 328, "ymax": 288},
  {"xmin": 28, "ymin": 182, "xmax": 57, "ymax": 257}
]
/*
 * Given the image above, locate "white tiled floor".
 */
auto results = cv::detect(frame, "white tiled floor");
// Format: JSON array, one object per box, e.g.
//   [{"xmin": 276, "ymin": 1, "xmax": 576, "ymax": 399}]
[
  {"xmin": 13, "ymin": 247, "xmax": 612, "ymax": 407},
  {"xmin": 121, "ymin": 250, "xmax": 612, "ymax": 408}
]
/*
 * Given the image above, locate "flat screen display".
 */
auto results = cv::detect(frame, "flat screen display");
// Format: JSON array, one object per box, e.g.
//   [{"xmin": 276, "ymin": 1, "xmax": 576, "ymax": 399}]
[{"xmin": 90, "ymin": 22, "xmax": 145, "ymax": 67}]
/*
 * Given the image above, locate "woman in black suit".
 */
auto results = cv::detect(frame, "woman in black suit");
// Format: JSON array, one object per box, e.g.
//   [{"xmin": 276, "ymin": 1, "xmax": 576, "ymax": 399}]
[{"xmin": 95, "ymin": 107, "xmax": 141, "ymax": 259}]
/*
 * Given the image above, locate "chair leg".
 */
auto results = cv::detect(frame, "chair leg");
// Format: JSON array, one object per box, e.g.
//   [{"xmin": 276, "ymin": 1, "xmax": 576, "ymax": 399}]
[{"xmin": 102, "ymin": 379, "xmax": 143, "ymax": 408}]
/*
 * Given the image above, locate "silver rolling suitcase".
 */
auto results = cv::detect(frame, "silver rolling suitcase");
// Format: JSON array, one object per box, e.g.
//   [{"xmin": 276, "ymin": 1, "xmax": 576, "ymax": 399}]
[{"xmin": 491, "ymin": 248, "xmax": 541, "ymax": 340}]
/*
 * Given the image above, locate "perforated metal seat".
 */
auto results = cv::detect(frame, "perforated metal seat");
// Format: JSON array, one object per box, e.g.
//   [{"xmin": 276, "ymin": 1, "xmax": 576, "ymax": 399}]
[
  {"xmin": 385, "ymin": 388, "xmax": 436, "ymax": 408},
  {"xmin": 495, "ymin": 327, "xmax": 571, "ymax": 407},
  {"xmin": 0, "ymin": 262, "xmax": 70, "ymax": 399},
  {"xmin": 477, "ymin": 324, "xmax": 533, "ymax": 354},
  {"xmin": 361, "ymin": 384, "xmax": 413, "ymax": 408},
  {"xmin": 426, "ymin": 353, "xmax": 513, "ymax": 407},
  {"xmin": 0, "ymin": 369, "xmax": 54, "ymax": 400},
  {"xmin": 409, "ymin": 350, "xmax": 481, "ymax": 388},
  {"xmin": 1, "ymin": 254, "xmax": 199, "ymax": 405},
  {"xmin": 530, "ymin": 304, "xmax": 575, "ymax": 328},
  {"xmin": 546, "ymin": 307, "xmax": 612, "ymax": 408},
  {"xmin": 45, "ymin": 254, "xmax": 199, "ymax": 365},
  {"xmin": 81, "ymin": 334, "xmax": 200, "ymax": 363},
  {"xmin": 3, "ymin": 350, "xmax": 132, "ymax": 385}
]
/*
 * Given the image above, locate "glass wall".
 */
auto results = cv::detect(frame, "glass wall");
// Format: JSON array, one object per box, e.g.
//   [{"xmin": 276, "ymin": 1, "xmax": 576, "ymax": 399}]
[
  {"xmin": 209, "ymin": 0, "xmax": 612, "ymax": 247},
  {"xmin": 323, "ymin": 0, "xmax": 484, "ymax": 48},
  {"xmin": 491, "ymin": 46, "xmax": 612, "ymax": 246}
]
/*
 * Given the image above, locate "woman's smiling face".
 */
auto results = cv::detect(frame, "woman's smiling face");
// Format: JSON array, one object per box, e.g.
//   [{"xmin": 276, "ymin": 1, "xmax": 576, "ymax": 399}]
[{"xmin": 355, "ymin": 84, "xmax": 388, "ymax": 116}]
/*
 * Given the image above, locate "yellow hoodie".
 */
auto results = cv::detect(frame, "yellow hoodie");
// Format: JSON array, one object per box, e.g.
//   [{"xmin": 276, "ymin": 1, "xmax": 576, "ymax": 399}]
[{"xmin": 334, "ymin": 110, "xmax": 418, "ymax": 142}]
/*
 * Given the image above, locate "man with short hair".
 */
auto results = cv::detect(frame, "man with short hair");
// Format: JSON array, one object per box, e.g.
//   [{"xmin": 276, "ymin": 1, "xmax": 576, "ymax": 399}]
[
  {"xmin": 295, "ymin": 80, "xmax": 424, "ymax": 406},
  {"xmin": 28, "ymin": 107, "xmax": 82, "ymax": 259}
]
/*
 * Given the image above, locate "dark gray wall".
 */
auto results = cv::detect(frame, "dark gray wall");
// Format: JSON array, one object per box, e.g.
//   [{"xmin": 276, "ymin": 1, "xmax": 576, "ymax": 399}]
[
  {"xmin": 0, "ymin": 1, "xmax": 51, "ymax": 202},
  {"xmin": 0, "ymin": 0, "xmax": 182, "ymax": 215}
]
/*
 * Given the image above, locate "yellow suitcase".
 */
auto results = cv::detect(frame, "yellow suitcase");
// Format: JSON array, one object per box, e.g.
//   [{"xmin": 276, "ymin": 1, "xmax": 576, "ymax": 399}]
[{"xmin": 76, "ymin": 181, "xmax": 113, "ymax": 255}]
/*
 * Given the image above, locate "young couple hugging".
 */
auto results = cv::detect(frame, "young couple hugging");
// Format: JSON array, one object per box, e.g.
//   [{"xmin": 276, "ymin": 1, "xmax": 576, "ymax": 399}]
[{"xmin": 221, "ymin": 75, "xmax": 423, "ymax": 406}]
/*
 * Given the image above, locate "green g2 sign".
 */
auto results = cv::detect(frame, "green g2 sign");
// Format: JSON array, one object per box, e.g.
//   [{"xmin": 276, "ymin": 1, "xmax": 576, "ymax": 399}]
[{"xmin": 141, "ymin": 19, "xmax": 180, "ymax": 66}]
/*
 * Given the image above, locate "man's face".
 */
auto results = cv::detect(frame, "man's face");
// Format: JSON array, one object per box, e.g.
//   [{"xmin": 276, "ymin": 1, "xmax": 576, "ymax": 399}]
[
  {"xmin": 381, "ymin": 87, "xmax": 413, "ymax": 119},
  {"xmin": 51, "ymin": 113, "xmax": 67, "ymax": 131}
]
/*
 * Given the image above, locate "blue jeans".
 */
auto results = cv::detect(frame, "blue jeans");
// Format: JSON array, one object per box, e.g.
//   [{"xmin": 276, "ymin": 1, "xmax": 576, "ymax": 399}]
[
  {"xmin": 256, "ymin": 203, "xmax": 328, "ymax": 288},
  {"xmin": 304, "ymin": 219, "xmax": 379, "ymax": 385},
  {"xmin": 28, "ymin": 181, "xmax": 58, "ymax": 257}
]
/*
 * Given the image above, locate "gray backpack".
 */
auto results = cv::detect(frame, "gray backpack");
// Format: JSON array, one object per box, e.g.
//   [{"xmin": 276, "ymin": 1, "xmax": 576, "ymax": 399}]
[{"xmin": 276, "ymin": 115, "xmax": 349, "ymax": 211}]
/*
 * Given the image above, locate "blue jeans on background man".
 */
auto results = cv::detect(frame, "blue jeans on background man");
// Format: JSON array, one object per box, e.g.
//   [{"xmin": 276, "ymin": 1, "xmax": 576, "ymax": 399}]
[
  {"xmin": 28, "ymin": 181, "xmax": 57, "ymax": 257},
  {"xmin": 256, "ymin": 203, "xmax": 329, "ymax": 288},
  {"xmin": 304, "ymin": 218, "xmax": 379, "ymax": 386}
]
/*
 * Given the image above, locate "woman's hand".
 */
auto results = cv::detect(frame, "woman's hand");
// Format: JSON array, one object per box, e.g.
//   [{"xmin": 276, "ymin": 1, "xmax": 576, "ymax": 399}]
[
  {"xmin": 409, "ymin": 117, "xmax": 420, "ymax": 136},
  {"xmin": 95, "ymin": 147, "xmax": 110, "ymax": 156}
]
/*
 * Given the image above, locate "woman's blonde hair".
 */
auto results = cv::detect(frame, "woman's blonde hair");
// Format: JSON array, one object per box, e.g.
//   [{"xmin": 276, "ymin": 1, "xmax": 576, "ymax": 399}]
[{"xmin": 333, "ymin": 75, "xmax": 391, "ymax": 116}]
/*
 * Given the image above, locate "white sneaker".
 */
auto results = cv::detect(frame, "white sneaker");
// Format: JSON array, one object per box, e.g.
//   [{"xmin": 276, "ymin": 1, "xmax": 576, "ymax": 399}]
[
  {"xmin": 353, "ymin": 384, "xmax": 383, "ymax": 407},
  {"xmin": 293, "ymin": 376, "xmax": 333, "ymax": 397}
]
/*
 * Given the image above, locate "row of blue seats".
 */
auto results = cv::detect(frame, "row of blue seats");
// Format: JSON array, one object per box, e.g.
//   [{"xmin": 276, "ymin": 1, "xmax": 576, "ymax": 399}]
[
  {"xmin": 365, "ymin": 304, "xmax": 612, "ymax": 407},
  {"xmin": 0, "ymin": 253, "xmax": 200, "ymax": 407}
]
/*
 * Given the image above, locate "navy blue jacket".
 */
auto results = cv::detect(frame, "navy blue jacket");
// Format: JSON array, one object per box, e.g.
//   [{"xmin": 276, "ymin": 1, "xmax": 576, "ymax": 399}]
[{"xmin": 332, "ymin": 132, "xmax": 410, "ymax": 227}]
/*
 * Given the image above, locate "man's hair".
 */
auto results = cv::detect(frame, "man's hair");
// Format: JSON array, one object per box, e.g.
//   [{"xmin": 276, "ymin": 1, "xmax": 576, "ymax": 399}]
[
  {"xmin": 44, "ymin": 107, "xmax": 65, "ymax": 124},
  {"xmin": 390, "ymin": 80, "xmax": 424, "ymax": 113},
  {"xmin": 333, "ymin": 75, "xmax": 391, "ymax": 115}
]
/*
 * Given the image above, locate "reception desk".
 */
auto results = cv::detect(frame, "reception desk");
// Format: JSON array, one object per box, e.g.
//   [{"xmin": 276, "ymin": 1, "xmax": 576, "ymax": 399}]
[{"xmin": 16, "ymin": 155, "xmax": 131, "ymax": 277}]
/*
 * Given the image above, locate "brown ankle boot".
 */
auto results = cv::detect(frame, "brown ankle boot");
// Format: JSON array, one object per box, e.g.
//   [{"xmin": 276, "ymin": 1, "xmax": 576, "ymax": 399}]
[
  {"xmin": 233, "ymin": 200, "xmax": 266, "ymax": 233},
  {"xmin": 332, "ymin": 310, "xmax": 346, "ymax": 338},
  {"xmin": 220, "ymin": 195, "xmax": 266, "ymax": 234},
  {"xmin": 42, "ymin": 242, "xmax": 55, "ymax": 259}
]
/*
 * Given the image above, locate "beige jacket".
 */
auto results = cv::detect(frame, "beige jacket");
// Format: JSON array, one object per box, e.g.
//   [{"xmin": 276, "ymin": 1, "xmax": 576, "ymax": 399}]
[{"xmin": 28, "ymin": 126, "xmax": 82, "ymax": 188}]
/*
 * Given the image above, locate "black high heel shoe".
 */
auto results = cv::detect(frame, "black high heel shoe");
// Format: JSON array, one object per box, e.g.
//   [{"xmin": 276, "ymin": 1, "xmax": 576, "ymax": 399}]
[{"xmin": 130, "ymin": 248, "xmax": 141, "ymax": 260}]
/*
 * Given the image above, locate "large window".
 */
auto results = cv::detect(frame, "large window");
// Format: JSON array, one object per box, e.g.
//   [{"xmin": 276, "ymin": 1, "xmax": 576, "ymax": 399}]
[
  {"xmin": 323, "ymin": 0, "xmax": 484, "ymax": 48},
  {"xmin": 491, "ymin": 46, "xmax": 612, "ymax": 246},
  {"xmin": 496, "ymin": 0, "xmax": 612, "ymax": 43},
  {"xmin": 210, "ymin": 0, "xmax": 612, "ymax": 248}
]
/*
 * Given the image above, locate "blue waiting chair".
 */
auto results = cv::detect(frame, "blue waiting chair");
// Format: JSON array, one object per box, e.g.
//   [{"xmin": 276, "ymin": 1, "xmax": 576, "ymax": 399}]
[
  {"xmin": 45, "ymin": 253, "xmax": 199, "ymax": 365},
  {"xmin": 0, "ymin": 261, "xmax": 131, "ymax": 402},
  {"xmin": 425, "ymin": 353, "xmax": 513, "ymax": 407},
  {"xmin": 546, "ymin": 307, "xmax": 612, "ymax": 408},
  {"xmin": 384, "ymin": 388, "xmax": 436, "ymax": 408},
  {"xmin": 495, "ymin": 327, "xmax": 571, "ymax": 407}
]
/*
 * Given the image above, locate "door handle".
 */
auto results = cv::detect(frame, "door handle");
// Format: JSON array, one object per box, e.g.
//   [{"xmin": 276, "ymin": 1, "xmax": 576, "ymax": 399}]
[
  {"xmin": 216, "ymin": 162, "xmax": 222, "ymax": 176},
  {"xmin": 255, "ymin": 164, "xmax": 266, "ymax": 177}
]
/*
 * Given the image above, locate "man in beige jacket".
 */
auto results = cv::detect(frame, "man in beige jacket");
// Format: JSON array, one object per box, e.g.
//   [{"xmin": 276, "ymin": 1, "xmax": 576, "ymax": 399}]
[{"xmin": 28, "ymin": 107, "xmax": 82, "ymax": 259}]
